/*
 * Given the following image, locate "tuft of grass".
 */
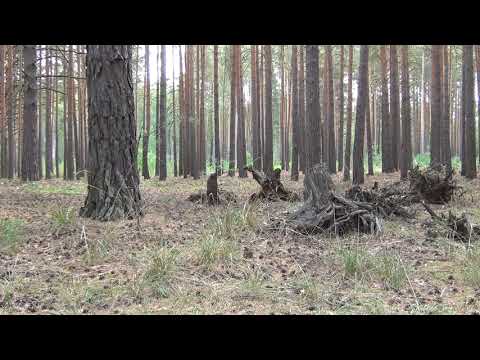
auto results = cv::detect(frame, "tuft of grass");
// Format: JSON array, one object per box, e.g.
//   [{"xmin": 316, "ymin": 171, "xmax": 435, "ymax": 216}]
[
  {"xmin": 197, "ymin": 234, "xmax": 239, "ymax": 268},
  {"xmin": 462, "ymin": 244, "xmax": 480, "ymax": 288},
  {"xmin": 374, "ymin": 253, "xmax": 408, "ymax": 291},
  {"xmin": 239, "ymin": 269, "xmax": 265, "ymax": 298},
  {"xmin": 49, "ymin": 207, "xmax": 77, "ymax": 235},
  {"xmin": 409, "ymin": 303, "xmax": 455, "ymax": 315},
  {"xmin": 0, "ymin": 219, "xmax": 25, "ymax": 254},
  {"xmin": 143, "ymin": 247, "xmax": 178, "ymax": 298},
  {"xmin": 337, "ymin": 246, "xmax": 375, "ymax": 281}
]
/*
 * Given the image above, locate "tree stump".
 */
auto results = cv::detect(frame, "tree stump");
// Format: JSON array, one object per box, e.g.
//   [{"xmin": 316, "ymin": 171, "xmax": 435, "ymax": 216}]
[
  {"xmin": 187, "ymin": 173, "xmax": 237, "ymax": 205},
  {"xmin": 286, "ymin": 164, "xmax": 381, "ymax": 235},
  {"xmin": 245, "ymin": 166, "xmax": 299, "ymax": 202}
]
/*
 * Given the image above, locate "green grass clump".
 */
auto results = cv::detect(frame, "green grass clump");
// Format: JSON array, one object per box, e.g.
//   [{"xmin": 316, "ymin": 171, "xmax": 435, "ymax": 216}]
[
  {"xmin": 143, "ymin": 247, "xmax": 178, "ymax": 298},
  {"xmin": 49, "ymin": 207, "xmax": 77, "ymax": 235},
  {"xmin": 463, "ymin": 244, "xmax": 480, "ymax": 288},
  {"xmin": 374, "ymin": 253, "xmax": 408, "ymax": 291},
  {"xmin": 338, "ymin": 246, "xmax": 375, "ymax": 281},
  {"xmin": 0, "ymin": 219, "xmax": 25, "ymax": 254}
]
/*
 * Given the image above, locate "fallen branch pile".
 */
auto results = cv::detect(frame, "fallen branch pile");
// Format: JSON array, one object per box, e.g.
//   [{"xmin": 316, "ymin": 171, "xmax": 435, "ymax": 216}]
[
  {"xmin": 245, "ymin": 166, "xmax": 300, "ymax": 203},
  {"xmin": 421, "ymin": 201, "xmax": 480, "ymax": 243},
  {"xmin": 345, "ymin": 181, "xmax": 416, "ymax": 219}
]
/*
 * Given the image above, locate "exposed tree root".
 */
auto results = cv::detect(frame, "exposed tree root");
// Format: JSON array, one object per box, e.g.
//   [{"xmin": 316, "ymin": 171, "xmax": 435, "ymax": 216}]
[
  {"xmin": 421, "ymin": 201, "xmax": 480, "ymax": 243},
  {"xmin": 245, "ymin": 166, "xmax": 300, "ymax": 202},
  {"xmin": 285, "ymin": 164, "xmax": 382, "ymax": 236},
  {"xmin": 409, "ymin": 164, "xmax": 459, "ymax": 204}
]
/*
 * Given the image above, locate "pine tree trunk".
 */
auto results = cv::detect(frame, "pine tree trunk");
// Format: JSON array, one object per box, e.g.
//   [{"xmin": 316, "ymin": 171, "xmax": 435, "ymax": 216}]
[
  {"xmin": 0, "ymin": 45, "xmax": 6, "ymax": 178},
  {"xmin": 159, "ymin": 45, "xmax": 167, "ymax": 180},
  {"xmin": 298, "ymin": 46, "xmax": 306, "ymax": 173},
  {"xmin": 142, "ymin": 45, "xmax": 151, "ymax": 179},
  {"xmin": 21, "ymin": 45, "xmax": 39, "ymax": 181},
  {"xmin": 228, "ymin": 45, "xmax": 236, "ymax": 177},
  {"xmin": 38, "ymin": 47, "xmax": 43, "ymax": 179},
  {"xmin": 366, "ymin": 61, "xmax": 374, "ymax": 176},
  {"xmin": 291, "ymin": 45, "xmax": 299, "ymax": 181},
  {"xmin": 263, "ymin": 45, "xmax": 273, "ymax": 175},
  {"xmin": 380, "ymin": 46, "xmax": 393, "ymax": 173},
  {"xmin": 400, "ymin": 45, "xmax": 412, "ymax": 180},
  {"xmin": 250, "ymin": 45, "xmax": 260, "ymax": 171},
  {"xmin": 305, "ymin": 45, "xmax": 321, "ymax": 171},
  {"xmin": 430, "ymin": 45, "xmax": 442, "ymax": 167},
  {"xmin": 172, "ymin": 46, "xmax": 178, "ymax": 177},
  {"xmin": 326, "ymin": 45, "xmax": 336, "ymax": 173},
  {"xmin": 45, "ymin": 48, "xmax": 53, "ymax": 179},
  {"xmin": 80, "ymin": 45, "xmax": 143, "ymax": 221},
  {"xmin": 213, "ymin": 45, "xmax": 220, "ymax": 174},
  {"xmin": 442, "ymin": 45, "xmax": 452, "ymax": 171},
  {"xmin": 343, "ymin": 45, "xmax": 353, "ymax": 181},
  {"xmin": 236, "ymin": 46, "xmax": 246, "ymax": 178},
  {"xmin": 389, "ymin": 45, "xmax": 400, "ymax": 170},
  {"xmin": 54, "ymin": 52, "xmax": 59, "ymax": 178},
  {"xmin": 463, "ymin": 45, "xmax": 476, "ymax": 179},
  {"xmin": 7, "ymin": 46, "xmax": 16, "ymax": 179},
  {"xmin": 337, "ymin": 45, "xmax": 344, "ymax": 173},
  {"xmin": 352, "ymin": 46, "xmax": 369, "ymax": 185}
]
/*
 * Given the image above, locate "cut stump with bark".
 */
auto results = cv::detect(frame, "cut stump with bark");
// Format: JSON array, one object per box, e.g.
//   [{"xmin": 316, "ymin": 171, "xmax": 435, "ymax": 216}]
[
  {"xmin": 245, "ymin": 166, "xmax": 300, "ymax": 202},
  {"xmin": 187, "ymin": 173, "xmax": 237, "ymax": 205},
  {"xmin": 286, "ymin": 164, "xmax": 381, "ymax": 235}
]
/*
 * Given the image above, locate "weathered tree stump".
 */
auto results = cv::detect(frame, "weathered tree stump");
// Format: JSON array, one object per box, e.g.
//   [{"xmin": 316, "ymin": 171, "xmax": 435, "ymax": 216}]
[
  {"xmin": 187, "ymin": 173, "xmax": 237, "ymax": 205},
  {"xmin": 409, "ymin": 165, "xmax": 458, "ymax": 204},
  {"xmin": 421, "ymin": 201, "xmax": 480, "ymax": 243},
  {"xmin": 245, "ymin": 166, "xmax": 300, "ymax": 202},
  {"xmin": 286, "ymin": 164, "xmax": 381, "ymax": 235}
]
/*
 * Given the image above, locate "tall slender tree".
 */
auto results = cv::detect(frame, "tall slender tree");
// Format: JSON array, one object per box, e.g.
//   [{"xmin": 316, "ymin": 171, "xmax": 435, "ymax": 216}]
[
  {"xmin": 214, "ymin": 45, "xmax": 220, "ymax": 174},
  {"xmin": 236, "ymin": 45, "xmax": 246, "ymax": 178},
  {"xmin": 159, "ymin": 45, "xmax": 167, "ymax": 180},
  {"xmin": 325, "ymin": 45, "xmax": 336, "ymax": 173},
  {"xmin": 400, "ymin": 45, "xmax": 412, "ymax": 180},
  {"xmin": 298, "ymin": 46, "xmax": 306, "ymax": 173},
  {"xmin": 352, "ymin": 46, "xmax": 369, "ymax": 185},
  {"xmin": 228, "ymin": 45, "xmax": 236, "ymax": 176},
  {"xmin": 290, "ymin": 45, "xmax": 299, "ymax": 181},
  {"xmin": 441, "ymin": 45, "xmax": 452, "ymax": 171},
  {"xmin": 337, "ymin": 46, "xmax": 345, "ymax": 173},
  {"xmin": 343, "ymin": 45, "xmax": 353, "ymax": 181},
  {"xmin": 263, "ymin": 45, "xmax": 273, "ymax": 175},
  {"xmin": 389, "ymin": 45, "xmax": 400, "ymax": 170},
  {"xmin": 430, "ymin": 45, "xmax": 442, "ymax": 167},
  {"xmin": 463, "ymin": 45, "xmax": 476, "ymax": 179},
  {"xmin": 380, "ymin": 45, "xmax": 393, "ymax": 173},
  {"xmin": 142, "ymin": 45, "xmax": 151, "ymax": 179}
]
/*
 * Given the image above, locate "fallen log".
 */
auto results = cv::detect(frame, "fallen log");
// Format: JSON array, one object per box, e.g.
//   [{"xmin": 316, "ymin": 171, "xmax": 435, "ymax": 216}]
[
  {"xmin": 421, "ymin": 201, "xmax": 480, "ymax": 243},
  {"xmin": 245, "ymin": 166, "xmax": 300, "ymax": 202}
]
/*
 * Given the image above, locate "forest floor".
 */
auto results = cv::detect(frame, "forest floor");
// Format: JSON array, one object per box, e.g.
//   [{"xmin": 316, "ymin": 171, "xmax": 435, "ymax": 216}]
[{"xmin": 1, "ymin": 170, "xmax": 480, "ymax": 315}]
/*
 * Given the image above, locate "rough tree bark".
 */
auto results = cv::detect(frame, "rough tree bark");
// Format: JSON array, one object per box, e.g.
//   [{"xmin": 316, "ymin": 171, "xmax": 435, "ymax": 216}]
[
  {"xmin": 337, "ymin": 45, "xmax": 345, "ymax": 173},
  {"xmin": 463, "ymin": 45, "xmax": 476, "ymax": 179},
  {"xmin": 291, "ymin": 45, "xmax": 299, "ymax": 181},
  {"xmin": 80, "ymin": 45, "xmax": 143, "ymax": 221},
  {"xmin": 305, "ymin": 45, "xmax": 321, "ymax": 171},
  {"xmin": 389, "ymin": 45, "xmax": 400, "ymax": 170},
  {"xmin": 263, "ymin": 45, "xmax": 273, "ymax": 175},
  {"xmin": 228, "ymin": 45, "xmax": 236, "ymax": 177},
  {"xmin": 400, "ymin": 45, "xmax": 412, "ymax": 180},
  {"xmin": 159, "ymin": 45, "xmax": 167, "ymax": 180},
  {"xmin": 352, "ymin": 45, "xmax": 369, "ymax": 185},
  {"xmin": 21, "ymin": 45, "xmax": 39, "ymax": 182}
]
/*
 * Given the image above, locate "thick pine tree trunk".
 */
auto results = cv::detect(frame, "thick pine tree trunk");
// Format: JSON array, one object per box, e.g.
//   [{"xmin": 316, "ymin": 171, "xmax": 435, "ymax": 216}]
[
  {"xmin": 441, "ymin": 45, "xmax": 452, "ymax": 171},
  {"xmin": 172, "ymin": 46, "xmax": 178, "ymax": 177},
  {"xmin": 236, "ymin": 45, "xmax": 247, "ymax": 178},
  {"xmin": 21, "ymin": 45, "xmax": 39, "ymax": 182},
  {"xmin": 305, "ymin": 45, "xmax": 321, "ymax": 171},
  {"xmin": 251, "ymin": 45, "xmax": 260, "ymax": 171},
  {"xmin": 7, "ymin": 46, "xmax": 16, "ymax": 179},
  {"xmin": 352, "ymin": 45, "xmax": 369, "ymax": 185},
  {"xmin": 80, "ymin": 45, "xmax": 143, "ymax": 221}
]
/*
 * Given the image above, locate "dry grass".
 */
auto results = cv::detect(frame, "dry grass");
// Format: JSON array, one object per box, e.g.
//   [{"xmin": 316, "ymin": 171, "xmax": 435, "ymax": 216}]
[{"xmin": 1, "ymin": 171, "xmax": 480, "ymax": 314}]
